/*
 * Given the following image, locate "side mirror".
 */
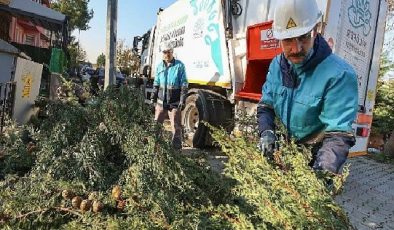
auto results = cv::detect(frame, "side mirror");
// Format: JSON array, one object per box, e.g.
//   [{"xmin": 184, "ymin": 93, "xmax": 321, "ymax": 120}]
[{"xmin": 133, "ymin": 36, "xmax": 142, "ymax": 50}]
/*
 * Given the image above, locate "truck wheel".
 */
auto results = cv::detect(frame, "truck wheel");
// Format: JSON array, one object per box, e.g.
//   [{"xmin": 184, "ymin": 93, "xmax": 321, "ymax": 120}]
[
  {"xmin": 182, "ymin": 93, "xmax": 207, "ymax": 148},
  {"xmin": 182, "ymin": 90, "xmax": 233, "ymax": 148}
]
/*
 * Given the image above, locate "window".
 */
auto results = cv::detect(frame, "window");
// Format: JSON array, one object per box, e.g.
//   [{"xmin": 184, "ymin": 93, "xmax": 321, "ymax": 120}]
[{"xmin": 25, "ymin": 34, "xmax": 35, "ymax": 45}]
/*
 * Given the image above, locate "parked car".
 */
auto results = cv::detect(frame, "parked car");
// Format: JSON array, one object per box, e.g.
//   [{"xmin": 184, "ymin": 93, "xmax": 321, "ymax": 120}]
[
  {"xmin": 81, "ymin": 67, "xmax": 96, "ymax": 82},
  {"xmin": 94, "ymin": 68, "xmax": 126, "ymax": 87}
]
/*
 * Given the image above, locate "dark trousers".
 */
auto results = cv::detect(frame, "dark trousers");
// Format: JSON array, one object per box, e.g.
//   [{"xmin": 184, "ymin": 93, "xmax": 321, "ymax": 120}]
[{"xmin": 154, "ymin": 104, "xmax": 182, "ymax": 149}]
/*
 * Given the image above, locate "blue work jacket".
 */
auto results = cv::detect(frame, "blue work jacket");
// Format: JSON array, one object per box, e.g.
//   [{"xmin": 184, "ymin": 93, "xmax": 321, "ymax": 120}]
[
  {"xmin": 153, "ymin": 59, "xmax": 188, "ymax": 107},
  {"xmin": 259, "ymin": 37, "xmax": 358, "ymax": 141}
]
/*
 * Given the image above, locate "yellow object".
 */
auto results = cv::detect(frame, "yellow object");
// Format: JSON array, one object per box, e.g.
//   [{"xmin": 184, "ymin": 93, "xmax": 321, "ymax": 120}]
[
  {"xmin": 188, "ymin": 79, "xmax": 231, "ymax": 88},
  {"xmin": 348, "ymin": 151, "xmax": 368, "ymax": 157},
  {"xmin": 21, "ymin": 74, "xmax": 33, "ymax": 98},
  {"xmin": 0, "ymin": 0, "xmax": 11, "ymax": 5},
  {"xmin": 286, "ymin": 18, "xmax": 297, "ymax": 29},
  {"xmin": 112, "ymin": 185, "xmax": 122, "ymax": 200}
]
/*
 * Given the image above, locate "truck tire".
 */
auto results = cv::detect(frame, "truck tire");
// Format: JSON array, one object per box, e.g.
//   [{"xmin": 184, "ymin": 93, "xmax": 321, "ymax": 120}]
[{"xmin": 182, "ymin": 90, "xmax": 233, "ymax": 148}]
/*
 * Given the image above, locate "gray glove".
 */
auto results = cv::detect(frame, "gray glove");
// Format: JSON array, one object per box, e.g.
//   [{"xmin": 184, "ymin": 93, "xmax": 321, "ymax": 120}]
[
  {"xmin": 259, "ymin": 130, "xmax": 276, "ymax": 158},
  {"xmin": 178, "ymin": 88, "xmax": 187, "ymax": 110},
  {"xmin": 312, "ymin": 135, "xmax": 354, "ymax": 174},
  {"xmin": 178, "ymin": 102, "xmax": 185, "ymax": 110},
  {"xmin": 150, "ymin": 87, "xmax": 159, "ymax": 104}
]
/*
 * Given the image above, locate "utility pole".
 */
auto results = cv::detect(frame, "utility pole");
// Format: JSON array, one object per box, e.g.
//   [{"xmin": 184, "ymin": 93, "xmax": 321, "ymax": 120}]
[{"xmin": 105, "ymin": 0, "xmax": 118, "ymax": 89}]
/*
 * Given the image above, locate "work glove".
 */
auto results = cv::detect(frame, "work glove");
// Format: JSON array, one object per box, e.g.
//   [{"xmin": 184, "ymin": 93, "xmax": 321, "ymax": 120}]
[
  {"xmin": 259, "ymin": 130, "xmax": 276, "ymax": 159},
  {"xmin": 150, "ymin": 87, "xmax": 159, "ymax": 104},
  {"xmin": 178, "ymin": 102, "xmax": 185, "ymax": 110},
  {"xmin": 178, "ymin": 88, "xmax": 187, "ymax": 110},
  {"xmin": 150, "ymin": 95, "xmax": 157, "ymax": 104},
  {"xmin": 312, "ymin": 134, "xmax": 354, "ymax": 174}
]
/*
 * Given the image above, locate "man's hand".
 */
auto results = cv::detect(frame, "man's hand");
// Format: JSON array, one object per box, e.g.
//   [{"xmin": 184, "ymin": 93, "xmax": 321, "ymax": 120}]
[
  {"xmin": 179, "ymin": 89, "xmax": 187, "ymax": 110},
  {"xmin": 150, "ymin": 92, "xmax": 158, "ymax": 104},
  {"xmin": 259, "ymin": 130, "xmax": 276, "ymax": 159},
  {"xmin": 312, "ymin": 134, "xmax": 354, "ymax": 174},
  {"xmin": 178, "ymin": 102, "xmax": 185, "ymax": 110},
  {"xmin": 150, "ymin": 86, "xmax": 159, "ymax": 104}
]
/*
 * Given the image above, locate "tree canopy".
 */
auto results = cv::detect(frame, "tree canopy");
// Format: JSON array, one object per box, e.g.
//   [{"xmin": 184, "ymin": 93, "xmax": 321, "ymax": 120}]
[
  {"xmin": 67, "ymin": 40, "xmax": 87, "ymax": 68},
  {"xmin": 372, "ymin": 54, "xmax": 394, "ymax": 136},
  {"xmin": 51, "ymin": 0, "xmax": 94, "ymax": 32},
  {"xmin": 116, "ymin": 40, "xmax": 140, "ymax": 76},
  {"xmin": 96, "ymin": 53, "xmax": 105, "ymax": 67}
]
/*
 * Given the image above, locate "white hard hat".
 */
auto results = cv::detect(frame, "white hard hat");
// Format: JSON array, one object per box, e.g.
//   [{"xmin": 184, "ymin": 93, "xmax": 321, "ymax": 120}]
[
  {"xmin": 273, "ymin": 0, "xmax": 322, "ymax": 40},
  {"xmin": 160, "ymin": 42, "xmax": 173, "ymax": 52}
]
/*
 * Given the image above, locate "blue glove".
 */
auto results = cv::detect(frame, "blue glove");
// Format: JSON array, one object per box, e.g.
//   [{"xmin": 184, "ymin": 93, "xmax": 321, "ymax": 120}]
[{"xmin": 259, "ymin": 130, "xmax": 276, "ymax": 158}]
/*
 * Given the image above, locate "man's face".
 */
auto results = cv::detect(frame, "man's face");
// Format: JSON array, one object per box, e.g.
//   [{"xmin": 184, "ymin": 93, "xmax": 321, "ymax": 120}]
[
  {"xmin": 162, "ymin": 49, "xmax": 174, "ymax": 63},
  {"xmin": 280, "ymin": 30, "xmax": 316, "ymax": 64}
]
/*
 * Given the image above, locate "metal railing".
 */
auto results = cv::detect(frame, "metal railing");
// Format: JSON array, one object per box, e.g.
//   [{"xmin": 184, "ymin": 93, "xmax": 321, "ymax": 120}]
[{"xmin": 0, "ymin": 82, "xmax": 16, "ymax": 133}]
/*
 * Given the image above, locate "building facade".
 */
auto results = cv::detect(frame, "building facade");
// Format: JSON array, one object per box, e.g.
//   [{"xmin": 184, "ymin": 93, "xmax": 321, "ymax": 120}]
[{"xmin": 8, "ymin": 0, "xmax": 51, "ymax": 48}]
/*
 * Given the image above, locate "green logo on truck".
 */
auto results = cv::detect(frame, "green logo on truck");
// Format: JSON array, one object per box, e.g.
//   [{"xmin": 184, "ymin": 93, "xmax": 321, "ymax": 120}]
[
  {"xmin": 190, "ymin": 0, "xmax": 224, "ymax": 76},
  {"xmin": 348, "ymin": 0, "xmax": 372, "ymax": 36}
]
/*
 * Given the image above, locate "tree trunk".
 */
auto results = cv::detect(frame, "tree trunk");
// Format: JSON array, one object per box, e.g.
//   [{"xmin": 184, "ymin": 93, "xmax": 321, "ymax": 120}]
[{"xmin": 383, "ymin": 130, "xmax": 394, "ymax": 157}]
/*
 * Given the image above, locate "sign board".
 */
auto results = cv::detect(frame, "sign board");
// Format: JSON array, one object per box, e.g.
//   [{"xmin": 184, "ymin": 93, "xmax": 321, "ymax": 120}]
[
  {"xmin": 324, "ymin": 0, "xmax": 387, "ymax": 154},
  {"xmin": 324, "ymin": 0, "xmax": 380, "ymax": 107},
  {"xmin": 13, "ymin": 57, "xmax": 42, "ymax": 123},
  {"xmin": 152, "ymin": 0, "xmax": 231, "ymax": 87},
  {"xmin": 260, "ymin": 28, "xmax": 278, "ymax": 49},
  {"xmin": 247, "ymin": 21, "xmax": 281, "ymax": 60}
]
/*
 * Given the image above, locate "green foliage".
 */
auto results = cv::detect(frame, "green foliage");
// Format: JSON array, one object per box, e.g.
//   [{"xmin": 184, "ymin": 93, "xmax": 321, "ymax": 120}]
[
  {"xmin": 67, "ymin": 40, "xmax": 87, "ymax": 68},
  {"xmin": 0, "ymin": 87, "xmax": 351, "ymax": 229},
  {"xmin": 369, "ymin": 152, "xmax": 394, "ymax": 164},
  {"xmin": 379, "ymin": 54, "xmax": 394, "ymax": 77},
  {"xmin": 51, "ymin": 0, "xmax": 94, "ymax": 32},
  {"xmin": 373, "ymin": 55, "xmax": 394, "ymax": 136},
  {"xmin": 50, "ymin": 0, "xmax": 92, "ymax": 68},
  {"xmin": 96, "ymin": 53, "xmax": 105, "ymax": 67},
  {"xmin": 373, "ymin": 81, "xmax": 394, "ymax": 135},
  {"xmin": 116, "ymin": 40, "xmax": 141, "ymax": 76},
  {"xmin": 210, "ymin": 127, "xmax": 350, "ymax": 229},
  {"xmin": 0, "ymin": 122, "xmax": 36, "ymax": 177}
]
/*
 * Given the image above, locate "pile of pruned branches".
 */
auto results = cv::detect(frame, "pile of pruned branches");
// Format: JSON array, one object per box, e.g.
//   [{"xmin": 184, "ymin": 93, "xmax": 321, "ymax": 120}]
[{"xmin": 0, "ymin": 86, "xmax": 351, "ymax": 229}]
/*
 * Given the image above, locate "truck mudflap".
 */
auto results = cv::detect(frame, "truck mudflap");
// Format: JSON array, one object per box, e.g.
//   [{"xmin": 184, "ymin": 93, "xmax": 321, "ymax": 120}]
[{"xmin": 182, "ymin": 89, "xmax": 233, "ymax": 148}]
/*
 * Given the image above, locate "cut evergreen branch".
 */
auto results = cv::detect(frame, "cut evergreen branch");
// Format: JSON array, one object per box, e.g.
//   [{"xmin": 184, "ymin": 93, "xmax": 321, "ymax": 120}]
[{"xmin": 0, "ymin": 86, "xmax": 351, "ymax": 229}]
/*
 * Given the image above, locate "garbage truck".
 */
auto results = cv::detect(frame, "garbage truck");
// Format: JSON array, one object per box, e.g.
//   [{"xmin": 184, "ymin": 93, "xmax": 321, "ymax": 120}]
[{"xmin": 133, "ymin": 0, "xmax": 388, "ymax": 155}]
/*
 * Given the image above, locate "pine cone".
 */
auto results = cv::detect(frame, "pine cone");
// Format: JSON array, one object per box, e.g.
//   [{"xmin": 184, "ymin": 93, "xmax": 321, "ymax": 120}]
[
  {"xmin": 62, "ymin": 190, "xmax": 74, "ymax": 200},
  {"xmin": 80, "ymin": 200, "xmax": 92, "ymax": 212},
  {"xmin": 92, "ymin": 200, "xmax": 104, "ymax": 213},
  {"xmin": 71, "ymin": 196, "xmax": 82, "ymax": 209}
]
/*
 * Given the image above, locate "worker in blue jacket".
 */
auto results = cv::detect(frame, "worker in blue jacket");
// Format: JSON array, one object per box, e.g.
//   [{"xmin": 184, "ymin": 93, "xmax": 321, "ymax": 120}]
[
  {"xmin": 257, "ymin": 0, "xmax": 358, "ymax": 174},
  {"xmin": 151, "ymin": 42, "xmax": 188, "ymax": 150}
]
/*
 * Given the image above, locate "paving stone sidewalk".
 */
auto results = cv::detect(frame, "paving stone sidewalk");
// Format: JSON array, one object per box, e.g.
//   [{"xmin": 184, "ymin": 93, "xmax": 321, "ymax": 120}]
[{"xmin": 335, "ymin": 157, "xmax": 394, "ymax": 230}]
